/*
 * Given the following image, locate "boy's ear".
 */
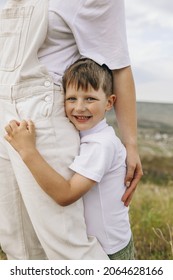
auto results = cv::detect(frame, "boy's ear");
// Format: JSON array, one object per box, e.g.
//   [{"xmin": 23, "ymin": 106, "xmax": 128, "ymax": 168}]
[{"xmin": 106, "ymin": 95, "xmax": 116, "ymax": 111}]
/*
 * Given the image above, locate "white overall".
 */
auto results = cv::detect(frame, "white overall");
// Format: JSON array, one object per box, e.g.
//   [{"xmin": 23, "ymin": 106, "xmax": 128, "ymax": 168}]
[{"xmin": 0, "ymin": 0, "xmax": 108, "ymax": 260}]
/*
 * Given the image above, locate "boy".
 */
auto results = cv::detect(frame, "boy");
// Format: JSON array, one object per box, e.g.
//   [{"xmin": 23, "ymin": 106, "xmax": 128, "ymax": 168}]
[{"xmin": 5, "ymin": 58, "xmax": 134, "ymax": 259}]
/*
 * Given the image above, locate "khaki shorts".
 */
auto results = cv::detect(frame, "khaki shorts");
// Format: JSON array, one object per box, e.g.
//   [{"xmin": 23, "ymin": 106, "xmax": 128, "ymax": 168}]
[{"xmin": 108, "ymin": 236, "xmax": 135, "ymax": 260}]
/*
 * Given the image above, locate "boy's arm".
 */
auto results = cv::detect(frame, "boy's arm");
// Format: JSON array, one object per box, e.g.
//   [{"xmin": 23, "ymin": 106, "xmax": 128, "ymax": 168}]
[
  {"xmin": 4, "ymin": 120, "xmax": 96, "ymax": 206},
  {"xmin": 113, "ymin": 66, "xmax": 143, "ymax": 206}
]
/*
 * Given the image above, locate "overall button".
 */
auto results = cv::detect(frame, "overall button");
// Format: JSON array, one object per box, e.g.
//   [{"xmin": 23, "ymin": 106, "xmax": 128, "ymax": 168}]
[
  {"xmin": 44, "ymin": 95, "xmax": 52, "ymax": 102},
  {"xmin": 44, "ymin": 80, "xmax": 51, "ymax": 87}
]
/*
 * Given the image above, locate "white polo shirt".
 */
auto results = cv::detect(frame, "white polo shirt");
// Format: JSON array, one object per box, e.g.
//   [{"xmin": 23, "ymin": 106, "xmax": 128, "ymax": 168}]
[
  {"xmin": 38, "ymin": 0, "xmax": 130, "ymax": 84},
  {"xmin": 69, "ymin": 119, "xmax": 132, "ymax": 254}
]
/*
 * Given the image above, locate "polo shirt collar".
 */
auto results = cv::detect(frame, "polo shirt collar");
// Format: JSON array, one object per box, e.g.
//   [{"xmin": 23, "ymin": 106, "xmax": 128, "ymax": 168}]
[{"xmin": 80, "ymin": 118, "xmax": 108, "ymax": 137}]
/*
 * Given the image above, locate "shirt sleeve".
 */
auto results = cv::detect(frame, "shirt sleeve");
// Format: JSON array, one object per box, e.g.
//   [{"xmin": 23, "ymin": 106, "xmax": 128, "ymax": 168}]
[
  {"xmin": 69, "ymin": 140, "xmax": 115, "ymax": 183},
  {"xmin": 72, "ymin": 0, "xmax": 130, "ymax": 69}
]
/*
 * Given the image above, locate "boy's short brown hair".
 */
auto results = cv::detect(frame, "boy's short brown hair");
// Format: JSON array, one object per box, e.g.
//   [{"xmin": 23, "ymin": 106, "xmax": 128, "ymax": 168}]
[{"xmin": 62, "ymin": 58, "xmax": 113, "ymax": 97}]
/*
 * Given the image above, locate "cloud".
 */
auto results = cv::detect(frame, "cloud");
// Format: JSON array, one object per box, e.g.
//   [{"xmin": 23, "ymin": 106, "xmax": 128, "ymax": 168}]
[{"xmin": 125, "ymin": 0, "xmax": 173, "ymax": 103}]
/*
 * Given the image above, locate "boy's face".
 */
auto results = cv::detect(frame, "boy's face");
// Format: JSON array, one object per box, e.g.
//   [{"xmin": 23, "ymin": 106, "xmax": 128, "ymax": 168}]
[{"xmin": 65, "ymin": 85, "xmax": 115, "ymax": 131}]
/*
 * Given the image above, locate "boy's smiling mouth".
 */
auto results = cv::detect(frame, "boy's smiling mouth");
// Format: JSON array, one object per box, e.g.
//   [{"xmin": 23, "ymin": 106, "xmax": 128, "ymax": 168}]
[{"xmin": 73, "ymin": 115, "xmax": 92, "ymax": 121}]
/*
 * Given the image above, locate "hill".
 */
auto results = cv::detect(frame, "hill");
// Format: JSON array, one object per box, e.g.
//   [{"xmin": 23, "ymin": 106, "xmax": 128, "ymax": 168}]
[
  {"xmin": 106, "ymin": 101, "xmax": 173, "ymax": 185},
  {"xmin": 137, "ymin": 101, "xmax": 173, "ymax": 128},
  {"xmin": 107, "ymin": 101, "xmax": 173, "ymax": 135}
]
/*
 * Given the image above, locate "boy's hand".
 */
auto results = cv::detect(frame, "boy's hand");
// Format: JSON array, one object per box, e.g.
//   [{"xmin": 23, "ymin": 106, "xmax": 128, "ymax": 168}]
[{"xmin": 4, "ymin": 120, "xmax": 36, "ymax": 157}]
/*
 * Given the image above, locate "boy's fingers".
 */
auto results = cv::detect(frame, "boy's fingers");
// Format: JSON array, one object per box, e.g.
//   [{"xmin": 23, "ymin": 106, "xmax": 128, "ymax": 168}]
[
  {"xmin": 20, "ymin": 120, "xmax": 28, "ymax": 128},
  {"xmin": 28, "ymin": 120, "xmax": 34, "ymax": 126},
  {"xmin": 27, "ymin": 120, "xmax": 35, "ymax": 133},
  {"xmin": 7, "ymin": 120, "xmax": 21, "ymax": 132},
  {"xmin": 4, "ymin": 124, "xmax": 12, "ymax": 135},
  {"xmin": 4, "ymin": 134, "xmax": 12, "ymax": 143}
]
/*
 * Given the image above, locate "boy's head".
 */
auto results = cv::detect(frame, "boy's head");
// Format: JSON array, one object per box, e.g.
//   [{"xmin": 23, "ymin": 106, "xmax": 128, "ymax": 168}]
[
  {"xmin": 62, "ymin": 58, "xmax": 113, "ymax": 97},
  {"xmin": 62, "ymin": 58, "xmax": 116, "ymax": 131}
]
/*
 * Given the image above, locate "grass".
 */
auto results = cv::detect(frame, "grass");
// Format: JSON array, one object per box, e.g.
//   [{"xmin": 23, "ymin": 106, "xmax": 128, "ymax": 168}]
[
  {"xmin": 0, "ymin": 183, "xmax": 172, "ymax": 260},
  {"xmin": 0, "ymin": 247, "xmax": 6, "ymax": 260},
  {"xmin": 130, "ymin": 183, "xmax": 173, "ymax": 260},
  {"xmin": 141, "ymin": 157, "xmax": 173, "ymax": 185}
]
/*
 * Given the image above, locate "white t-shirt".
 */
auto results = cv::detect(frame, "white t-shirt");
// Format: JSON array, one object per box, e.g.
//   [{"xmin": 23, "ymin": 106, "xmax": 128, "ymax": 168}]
[
  {"xmin": 69, "ymin": 119, "xmax": 132, "ymax": 254},
  {"xmin": 38, "ymin": 0, "xmax": 130, "ymax": 84}
]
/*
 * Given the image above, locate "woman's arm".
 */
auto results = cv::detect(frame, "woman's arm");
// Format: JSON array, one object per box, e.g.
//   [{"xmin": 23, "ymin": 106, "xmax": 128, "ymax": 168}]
[
  {"xmin": 4, "ymin": 120, "xmax": 95, "ymax": 206},
  {"xmin": 113, "ymin": 66, "xmax": 143, "ymax": 206}
]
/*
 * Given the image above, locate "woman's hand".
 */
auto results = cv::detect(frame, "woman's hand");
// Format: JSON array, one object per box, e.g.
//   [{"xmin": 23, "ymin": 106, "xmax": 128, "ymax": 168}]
[
  {"xmin": 122, "ymin": 144, "xmax": 143, "ymax": 206},
  {"xmin": 4, "ymin": 120, "xmax": 36, "ymax": 159}
]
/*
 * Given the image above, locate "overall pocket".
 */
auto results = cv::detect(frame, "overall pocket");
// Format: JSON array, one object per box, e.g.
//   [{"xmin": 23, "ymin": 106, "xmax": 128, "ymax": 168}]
[
  {"xmin": 15, "ymin": 91, "xmax": 55, "ymax": 122},
  {"xmin": 0, "ymin": 6, "xmax": 33, "ymax": 71}
]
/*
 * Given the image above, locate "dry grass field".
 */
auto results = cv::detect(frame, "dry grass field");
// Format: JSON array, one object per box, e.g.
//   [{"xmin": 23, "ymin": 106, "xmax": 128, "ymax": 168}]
[{"xmin": 130, "ymin": 183, "xmax": 173, "ymax": 259}]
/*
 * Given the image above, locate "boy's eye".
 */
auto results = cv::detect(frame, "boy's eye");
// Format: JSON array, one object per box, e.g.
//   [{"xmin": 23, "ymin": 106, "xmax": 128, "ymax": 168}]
[
  {"xmin": 86, "ymin": 97, "xmax": 97, "ymax": 101},
  {"xmin": 66, "ymin": 97, "xmax": 76, "ymax": 102}
]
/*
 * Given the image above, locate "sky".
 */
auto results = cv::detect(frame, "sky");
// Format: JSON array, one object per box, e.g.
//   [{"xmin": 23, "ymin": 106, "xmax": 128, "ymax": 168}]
[
  {"xmin": 125, "ymin": 0, "xmax": 173, "ymax": 104},
  {"xmin": 0, "ymin": 0, "xmax": 6, "ymax": 8}
]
